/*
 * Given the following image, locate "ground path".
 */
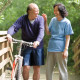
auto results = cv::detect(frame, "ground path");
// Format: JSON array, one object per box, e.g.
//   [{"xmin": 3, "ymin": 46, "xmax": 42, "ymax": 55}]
[{"xmin": 5, "ymin": 65, "xmax": 80, "ymax": 80}]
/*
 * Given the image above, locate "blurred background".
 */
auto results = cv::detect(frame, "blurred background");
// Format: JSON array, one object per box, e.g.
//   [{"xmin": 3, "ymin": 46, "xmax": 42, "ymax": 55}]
[{"xmin": 0, "ymin": 0, "xmax": 80, "ymax": 69}]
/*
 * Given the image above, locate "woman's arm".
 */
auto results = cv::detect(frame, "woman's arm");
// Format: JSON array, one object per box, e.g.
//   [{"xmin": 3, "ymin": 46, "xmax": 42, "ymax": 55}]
[
  {"xmin": 42, "ymin": 14, "xmax": 50, "ymax": 35},
  {"xmin": 63, "ymin": 35, "xmax": 70, "ymax": 59},
  {"xmin": 65, "ymin": 35, "xmax": 70, "ymax": 50}
]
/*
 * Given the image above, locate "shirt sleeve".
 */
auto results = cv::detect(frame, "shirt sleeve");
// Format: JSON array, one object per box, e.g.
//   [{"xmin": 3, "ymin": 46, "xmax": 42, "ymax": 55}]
[
  {"xmin": 7, "ymin": 16, "xmax": 23, "ymax": 35},
  {"xmin": 64, "ymin": 22, "xmax": 74, "ymax": 35},
  {"xmin": 36, "ymin": 16, "xmax": 44, "ymax": 42}
]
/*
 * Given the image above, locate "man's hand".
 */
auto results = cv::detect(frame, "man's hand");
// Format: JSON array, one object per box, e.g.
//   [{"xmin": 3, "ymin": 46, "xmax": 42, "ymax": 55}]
[
  {"xmin": 33, "ymin": 41, "xmax": 40, "ymax": 48},
  {"xmin": 7, "ymin": 34, "xmax": 12, "ymax": 43}
]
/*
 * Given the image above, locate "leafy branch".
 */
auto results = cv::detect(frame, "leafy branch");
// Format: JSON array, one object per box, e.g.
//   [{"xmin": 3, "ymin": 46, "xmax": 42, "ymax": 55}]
[{"xmin": 0, "ymin": 0, "xmax": 12, "ymax": 15}]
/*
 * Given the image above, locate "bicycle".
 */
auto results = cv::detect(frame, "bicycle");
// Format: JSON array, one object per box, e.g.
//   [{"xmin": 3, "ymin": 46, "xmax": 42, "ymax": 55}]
[{"xmin": 11, "ymin": 38, "xmax": 33, "ymax": 80}]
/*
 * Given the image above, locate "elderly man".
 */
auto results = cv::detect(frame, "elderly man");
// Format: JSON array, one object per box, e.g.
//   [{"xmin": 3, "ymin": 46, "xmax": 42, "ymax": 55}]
[{"xmin": 7, "ymin": 3, "xmax": 44, "ymax": 80}]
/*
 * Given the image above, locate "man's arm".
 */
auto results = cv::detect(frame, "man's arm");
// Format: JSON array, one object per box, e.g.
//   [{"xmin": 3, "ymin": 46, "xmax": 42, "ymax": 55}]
[
  {"xmin": 33, "ymin": 16, "xmax": 44, "ymax": 48},
  {"xmin": 7, "ymin": 16, "xmax": 23, "ymax": 42}
]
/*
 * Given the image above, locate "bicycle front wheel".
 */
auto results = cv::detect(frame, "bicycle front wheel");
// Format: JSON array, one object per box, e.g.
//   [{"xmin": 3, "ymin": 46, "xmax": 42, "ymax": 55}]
[{"xmin": 16, "ymin": 56, "xmax": 23, "ymax": 80}]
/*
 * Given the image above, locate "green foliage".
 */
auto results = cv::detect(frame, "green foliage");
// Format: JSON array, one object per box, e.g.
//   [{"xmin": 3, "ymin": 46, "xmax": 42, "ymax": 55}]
[
  {"xmin": 0, "ymin": 2, "xmax": 3, "ymax": 10},
  {"xmin": 0, "ymin": 14, "xmax": 4, "ymax": 23},
  {"xmin": 0, "ymin": 0, "xmax": 80, "ymax": 66}
]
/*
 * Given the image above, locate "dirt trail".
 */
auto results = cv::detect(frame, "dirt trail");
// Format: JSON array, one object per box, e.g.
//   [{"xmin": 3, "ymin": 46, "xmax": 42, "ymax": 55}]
[
  {"xmin": 29, "ymin": 65, "xmax": 80, "ymax": 80},
  {"xmin": 5, "ymin": 65, "xmax": 80, "ymax": 80}
]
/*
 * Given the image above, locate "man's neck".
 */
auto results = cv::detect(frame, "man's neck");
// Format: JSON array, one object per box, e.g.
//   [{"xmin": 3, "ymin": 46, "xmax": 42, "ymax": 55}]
[{"xmin": 28, "ymin": 15, "xmax": 35, "ymax": 21}]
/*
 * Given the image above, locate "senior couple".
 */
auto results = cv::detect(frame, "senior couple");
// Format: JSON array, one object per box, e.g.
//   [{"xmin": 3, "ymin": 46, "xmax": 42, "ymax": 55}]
[{"xmin": 7, "ymin": 3, "xmax": 74, "ymax": 80}]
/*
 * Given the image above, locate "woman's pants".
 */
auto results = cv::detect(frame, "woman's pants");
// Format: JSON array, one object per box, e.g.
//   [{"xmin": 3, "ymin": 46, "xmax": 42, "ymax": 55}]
[{"xmin": 46, "ymin": 52, "xmax": 68, "ymax": 80}]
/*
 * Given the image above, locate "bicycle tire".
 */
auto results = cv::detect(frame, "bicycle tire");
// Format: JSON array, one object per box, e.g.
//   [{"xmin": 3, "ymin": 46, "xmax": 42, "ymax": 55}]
[
  {"xmin": 11, "ymin": 59, "xmax": 18, "ymax": 80},
  {"xmin": 15, "ymin": 56, "xmax": 23, "ymax": 80}
]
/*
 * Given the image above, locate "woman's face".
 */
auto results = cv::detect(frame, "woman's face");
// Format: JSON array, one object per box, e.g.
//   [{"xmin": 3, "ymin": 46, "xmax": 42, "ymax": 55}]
[{"xmin": 54, "ymin": 6, "xmax": 60, "ymax": 17}]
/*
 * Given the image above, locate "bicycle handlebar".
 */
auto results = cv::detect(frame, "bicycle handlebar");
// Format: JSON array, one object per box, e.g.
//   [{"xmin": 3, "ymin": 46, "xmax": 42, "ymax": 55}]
[{"xmin": 12, "ymin": 38, "xmax": 33, "ymax": 47}]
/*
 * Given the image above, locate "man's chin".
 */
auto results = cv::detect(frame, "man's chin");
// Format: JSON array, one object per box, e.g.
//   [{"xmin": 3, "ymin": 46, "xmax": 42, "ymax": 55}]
[{"xmin": 34, "ymin": 16, "xmax": 38, "ymax": 19}]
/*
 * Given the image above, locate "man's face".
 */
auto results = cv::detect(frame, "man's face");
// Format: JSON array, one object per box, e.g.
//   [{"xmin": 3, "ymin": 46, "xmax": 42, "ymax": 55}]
[{"xmin": 29, "ymin": 7, "xmax": 39, "ymax": 19}]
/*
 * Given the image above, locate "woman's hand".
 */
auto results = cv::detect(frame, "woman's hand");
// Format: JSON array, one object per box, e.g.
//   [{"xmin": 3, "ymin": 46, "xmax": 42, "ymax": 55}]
[
  {"xmin": 42, "ymin": 13, "xmax": 47, "ymax": 22},
  {"xmin": 62, "ymin": 49, "xmax": 68, "ymax": 59},
  {"xmin": 42, "ymin": 13, "xmax": 50, "ymax": 35}
]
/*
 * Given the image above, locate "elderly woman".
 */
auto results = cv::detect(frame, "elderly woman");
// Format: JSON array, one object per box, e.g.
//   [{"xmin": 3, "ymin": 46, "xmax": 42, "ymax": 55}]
[{"xmin": 42, "ymin": 3, "xmax": 74, "ymax": 80}]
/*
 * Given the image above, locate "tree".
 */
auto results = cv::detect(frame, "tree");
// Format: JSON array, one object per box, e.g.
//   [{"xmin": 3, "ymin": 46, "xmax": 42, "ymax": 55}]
[
  {"xmin": 0, "ymin": 0, "xmax": 12, "ymax": 15},
  {"xmin": 0, "ymin": 0, "xmax": 12, "ymax": 23}
]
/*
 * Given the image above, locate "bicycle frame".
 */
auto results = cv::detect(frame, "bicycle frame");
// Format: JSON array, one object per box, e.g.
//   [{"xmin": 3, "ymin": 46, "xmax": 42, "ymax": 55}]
[{"xmin": 11, "ymin": 38, "xmax": 33, "ymax": 80}]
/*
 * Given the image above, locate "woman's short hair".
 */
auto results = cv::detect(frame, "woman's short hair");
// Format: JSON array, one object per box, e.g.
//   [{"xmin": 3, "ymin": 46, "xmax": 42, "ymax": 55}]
[{"xmin": 53, "ymin": 3, "xmax": 68, "ymax": 18}]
